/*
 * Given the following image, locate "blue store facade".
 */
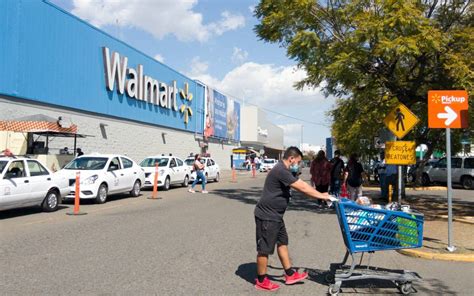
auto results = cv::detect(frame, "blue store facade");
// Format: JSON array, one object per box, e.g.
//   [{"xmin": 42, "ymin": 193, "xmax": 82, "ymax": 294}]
[{"xmin": 0, "ymin": 0, "xmax": 238, "ymax": 168}]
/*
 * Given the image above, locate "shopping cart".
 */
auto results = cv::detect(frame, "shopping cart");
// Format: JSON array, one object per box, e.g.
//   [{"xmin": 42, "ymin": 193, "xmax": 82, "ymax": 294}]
[{"xmin": 328, "ymin": 199, "xmax": 424, "ymax": 295}]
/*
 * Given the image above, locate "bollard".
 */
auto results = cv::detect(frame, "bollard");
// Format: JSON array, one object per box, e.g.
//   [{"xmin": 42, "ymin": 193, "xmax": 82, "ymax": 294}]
[
  {"xmin": 67, "ymin": 171, "xmax": 87, "ymax": 215},
  {"xmin": 388, "ymin": 184, "xmax": 393, "ymax": 203},
  {"xmin": 148, "ymin": 162, "xmax": 161, "ymax": 200}
]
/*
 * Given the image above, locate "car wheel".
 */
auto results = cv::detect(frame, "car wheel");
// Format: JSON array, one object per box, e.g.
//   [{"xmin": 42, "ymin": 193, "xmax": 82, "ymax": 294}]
[
  {"xmin": 214, "ymin": 172, "xmax": 220, "ymax": 182},
  {"xmin": 182, "ymin": 175, "xmax": 189, "ymax": 187},
  {"xmin": 461, "ymin": 176, "xmax": 473, "ymax": 190},
  {"xmin": 130, "ymin": 180, "xmax": 141, "ymax": 197},
  {"xmin": 95, "ymin": 183, "xmax": 108, "ymax": 204},
  {"xmin": 164, "ymin": 176, "xmax": 171, "ymax": 191},
  {"xmin": 422, "ymin": 173, "xmax": 430, "ymax": 186},
  {"xmin": 42, "ymin": 190, "xmax": 60, "ymax": 212}
]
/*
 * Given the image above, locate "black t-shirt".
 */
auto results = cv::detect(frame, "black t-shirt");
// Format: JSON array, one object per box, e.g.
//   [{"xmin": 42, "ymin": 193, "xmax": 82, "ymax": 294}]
[
  {"xmin": 330, "ymin": 157, "xmax": 344, "ymax": 180},
  {"xmin": 254, "ymin": 162, "xmax": 298, "ymax": 221},
  {"xmin": 347, "ymin": 162, "xmax": 364, "ymax": 187}
]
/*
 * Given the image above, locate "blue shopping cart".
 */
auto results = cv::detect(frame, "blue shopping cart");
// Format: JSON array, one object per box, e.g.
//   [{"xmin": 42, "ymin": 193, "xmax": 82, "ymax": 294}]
[{"xmin": 328, "ymin": 199, "xmax": 424, "ymax": 295}]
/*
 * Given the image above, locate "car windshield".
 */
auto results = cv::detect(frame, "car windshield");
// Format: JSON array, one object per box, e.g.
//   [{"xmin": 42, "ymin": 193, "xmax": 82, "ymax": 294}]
[
  {"xmin": 140, "ymin": 158, "xmax": 169, "ymax": 167},
  {"xmin": 64, "ymin": 157, "xmax": 108, "ymax": 170},
  {"xmin": 264, "ymin": 159, "xmax": 275, "ymax": 164},
  {"xmin": 0, "ymin": 160, "xmax": 8, "ymax": 174}
]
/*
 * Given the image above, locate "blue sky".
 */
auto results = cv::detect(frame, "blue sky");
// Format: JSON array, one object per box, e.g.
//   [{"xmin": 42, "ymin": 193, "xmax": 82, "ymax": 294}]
[{"xmin": 51, "ymin": 0, "xmax": 335, "ymax": 147}]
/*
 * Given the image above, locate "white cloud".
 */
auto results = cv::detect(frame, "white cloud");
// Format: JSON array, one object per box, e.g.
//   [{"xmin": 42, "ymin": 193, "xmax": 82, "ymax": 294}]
[
  {"xmin": 154, "ymin": 54, "xmax": 164, "ymax": 63},
  {"xmin": 71, "ymin": 0, "xmax": 245, "ymax": 42},
  {"xmin": 231, "ymin": 47, "xmax": 248, "ymax": 64},
  {"xmin": 218, "ymin": 62, "xmax": 326, "ymax": 106}
]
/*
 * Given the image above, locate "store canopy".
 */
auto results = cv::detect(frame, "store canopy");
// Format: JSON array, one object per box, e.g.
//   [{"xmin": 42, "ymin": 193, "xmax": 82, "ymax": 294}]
[{"xmin": 0, "ymin": 114, "xmax": 78, "ymax": 134}]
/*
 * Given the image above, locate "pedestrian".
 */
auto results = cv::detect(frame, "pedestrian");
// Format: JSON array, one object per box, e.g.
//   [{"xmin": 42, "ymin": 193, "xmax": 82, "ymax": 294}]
[
  {"xmin": 245, "ymin": 157, "xmax": 251, "ymax": 171},
  {"xmin": 344, "ymin": 153, "xmax": 365, "ymax": 200},
  {"xmin": 310, "ymin": 150, "xmax": 332, "ymax": 207},
  {"xmin": 385, "ymin": 164, "xmax": 398, "ymax": 200},
  {"xmin": 377, "ymin": 154, "xmax": 388, "ymax": 200},
  {"xmin": 253, "ymin": 146, "xmax": 335, "ymax": 291},
  {"xmin": 255, "ymin": 156, "xmax": 261, "ymax": 171},
  {"xmin": 76, "ymin": 148, "xmax": 84, "ymax": 157},
  {"xmin": 1, "ymin": 148, "xmax": 15, "ymax": 158},
  {"xmin": 329, "ymin": 150, "xmax": 344, "ymax": 197},
  {"xmin": 188, "ymin": 154, "xmax": 208, "ymax": 194}
]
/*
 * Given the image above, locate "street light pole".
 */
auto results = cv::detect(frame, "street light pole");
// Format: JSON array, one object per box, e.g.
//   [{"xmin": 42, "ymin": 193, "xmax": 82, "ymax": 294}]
[{"xmin": 300, "ymin": 124, "xmax": 304, "ymax": 150}]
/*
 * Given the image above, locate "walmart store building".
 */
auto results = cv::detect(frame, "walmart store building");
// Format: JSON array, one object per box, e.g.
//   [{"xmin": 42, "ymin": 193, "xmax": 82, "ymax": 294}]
[{"xmin": 0, "ymin": 1, "xmax": 239, "ymax": 168}]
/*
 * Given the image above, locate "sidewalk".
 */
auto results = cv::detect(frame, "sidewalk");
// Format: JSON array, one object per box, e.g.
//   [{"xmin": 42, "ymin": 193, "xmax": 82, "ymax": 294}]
[{"xmin": 364, "ymin": 187, "xmax": 474, "ymax": 262}]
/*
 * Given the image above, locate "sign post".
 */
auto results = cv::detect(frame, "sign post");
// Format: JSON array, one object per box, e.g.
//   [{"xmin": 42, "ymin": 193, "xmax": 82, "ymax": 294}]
[
  {"xmin": 428, "ymin": 90, "xmax": 469, "ymax": 252},
  {"xmin": 384, "ymin": 103, "xmax": 419, "ymax": 204}
]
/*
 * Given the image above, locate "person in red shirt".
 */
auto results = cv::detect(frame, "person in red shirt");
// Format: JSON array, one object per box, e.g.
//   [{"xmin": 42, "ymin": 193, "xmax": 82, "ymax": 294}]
[{"xmin": 310, "ymin": 150, "xmax": 332, "ymax": 207}]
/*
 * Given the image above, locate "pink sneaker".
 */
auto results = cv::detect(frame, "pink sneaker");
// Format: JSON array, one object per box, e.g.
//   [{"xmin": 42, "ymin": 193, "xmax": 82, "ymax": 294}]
[
  {"xmin": 255, "ymin": 277, "xmax": 280, "ymax": 291},
  {"xmin": 284, "ymin": 271, "xmax": 308, "ymax": 285}
]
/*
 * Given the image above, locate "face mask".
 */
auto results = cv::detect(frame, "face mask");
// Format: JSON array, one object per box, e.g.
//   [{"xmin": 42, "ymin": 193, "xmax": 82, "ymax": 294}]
[{"xmin": 290, "ymin": 164, "xmax": 299, "ymax": 173}]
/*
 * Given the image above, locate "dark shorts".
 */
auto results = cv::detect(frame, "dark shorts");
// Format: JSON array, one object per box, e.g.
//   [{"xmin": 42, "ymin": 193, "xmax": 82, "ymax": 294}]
[{"xmin": 255, "ymin": 217, "xmax": 288, "ymax": 255}]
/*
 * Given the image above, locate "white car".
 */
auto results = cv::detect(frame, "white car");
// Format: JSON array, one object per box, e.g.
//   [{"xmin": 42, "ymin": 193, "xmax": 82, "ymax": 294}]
[
  {"xmin": 59, "ymin": 154, "xmax": 145, "ymax": 204},
  {"xmin": 260, "ymin": 158, "xmax": 277, "ymax": 172},
  {"xmin": 0, "ymin": 156, "xmax": 69, "ymax": 212},
  {"xmin": 185, "ymin": 157, "xmax": 221, "ymax": 182},
  {"xmin": 140, "ymin": 155, "xmax": 190, "ymax": 191}
]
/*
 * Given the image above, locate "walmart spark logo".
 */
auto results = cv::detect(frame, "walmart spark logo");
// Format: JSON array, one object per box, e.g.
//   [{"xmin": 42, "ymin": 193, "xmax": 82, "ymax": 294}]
[
  {"xmin": 179, "ymin": 82, "xmax": 193, "ymax": 124},
  {"xmin": 431, "ymin": 94, "xmax": 441, "ymax": 104}
]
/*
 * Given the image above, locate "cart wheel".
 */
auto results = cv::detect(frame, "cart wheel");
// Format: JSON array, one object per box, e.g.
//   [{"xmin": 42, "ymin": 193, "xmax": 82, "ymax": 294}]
[
  {"xmin": 328, "ymin": 284, "xmax": 340, "ymax": 295},
  {"xmin": 324, "ymin": 273, "xmax": 335, "ymax": 283},
  {"xmin": 399, "ymin": 283, "xmax": 412, "ymax": 295}
]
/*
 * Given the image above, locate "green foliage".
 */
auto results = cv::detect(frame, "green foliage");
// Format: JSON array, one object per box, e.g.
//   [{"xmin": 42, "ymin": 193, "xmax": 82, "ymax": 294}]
[{"xmin": 255, "ymin": 0, "xmax": 473, "ymax": 156}]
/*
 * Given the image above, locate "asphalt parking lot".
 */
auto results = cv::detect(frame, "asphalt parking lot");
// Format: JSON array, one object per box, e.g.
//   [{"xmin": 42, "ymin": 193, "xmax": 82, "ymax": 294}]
[{"xmin": 1, "ymin": 171, "xmax": 473, "ymax": 295}]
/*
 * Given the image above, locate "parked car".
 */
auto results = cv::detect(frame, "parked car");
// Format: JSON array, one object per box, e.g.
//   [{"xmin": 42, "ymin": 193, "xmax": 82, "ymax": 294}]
[
  {"xmin": 0, "ymin": 156, "xmax": 69, "ymax": 212},
  {"xmin": 260, "ymin": 158, "xmax": 277, "ymax": 172},
  {"xmin": 185, "ymin": 157, "xmax": 221, "ymax": 182},
  {"xmin": 424, "ymin": 157, "xmax": 474, "ymax": 189},
  {"xmin": 140, "ymin": 155, "xmax": 190, "ymax": 190},
  {"xmin": 407, "ymin": 159, "xmax": 439, "ymax": 184},
  {"xmin": 59, "ymin": 154, "xmax": 145, "ymax": 204}
]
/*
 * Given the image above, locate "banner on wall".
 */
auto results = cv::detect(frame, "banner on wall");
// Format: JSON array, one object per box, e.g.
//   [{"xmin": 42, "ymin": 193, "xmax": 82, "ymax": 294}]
[{"xmin": 204, "ymin": 86, "xmax": 240, "ymax": 142}]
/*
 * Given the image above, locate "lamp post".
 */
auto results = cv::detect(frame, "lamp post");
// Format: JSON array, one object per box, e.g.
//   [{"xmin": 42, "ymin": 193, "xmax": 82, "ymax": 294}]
[{"xmin": 300, "ymin": 124, "xmax": 304, "ymax": 151}]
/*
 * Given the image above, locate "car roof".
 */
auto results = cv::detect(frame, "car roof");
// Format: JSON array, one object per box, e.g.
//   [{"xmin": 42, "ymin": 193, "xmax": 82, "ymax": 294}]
[{"xmin": 79, "ymin": 154, "xmax": 127, "ymax": 158}]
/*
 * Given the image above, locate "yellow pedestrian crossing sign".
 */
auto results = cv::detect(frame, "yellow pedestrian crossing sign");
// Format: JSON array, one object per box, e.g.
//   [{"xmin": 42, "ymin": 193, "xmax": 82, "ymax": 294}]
[{"xmin": 384, "ymin": 103, "xmax": 419, "ymax": 139}]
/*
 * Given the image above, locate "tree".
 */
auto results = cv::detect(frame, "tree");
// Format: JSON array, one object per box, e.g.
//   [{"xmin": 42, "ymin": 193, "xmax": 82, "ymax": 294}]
[{"xmin": 255, "ymin": 0, "xmax": 473, "ymax": 162}]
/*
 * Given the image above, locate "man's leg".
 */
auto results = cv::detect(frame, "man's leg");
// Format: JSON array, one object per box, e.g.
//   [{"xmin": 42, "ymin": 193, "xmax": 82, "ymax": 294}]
[
  {"xmin": 277, "ymin": 244, "xmax": 291, "ymax": 270},
  {"xmin": 277, "ymin": 221, "xmax": 308, "ymax": 285},
  {"xmin": 257, "ymin": 254, "xmax": 269, "ymax": 277},
  {"xmin": 255, "ymin": 218, "xmax": 280, "ymax": 291}
]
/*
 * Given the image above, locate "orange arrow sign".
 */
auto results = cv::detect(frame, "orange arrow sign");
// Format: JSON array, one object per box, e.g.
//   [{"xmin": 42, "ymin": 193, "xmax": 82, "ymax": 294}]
[{"xmin": 428, "ymin": 90, "xmax": 469, "ymax": 129}]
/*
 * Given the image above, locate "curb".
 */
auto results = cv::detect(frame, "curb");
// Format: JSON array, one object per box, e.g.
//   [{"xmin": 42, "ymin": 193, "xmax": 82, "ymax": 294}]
[
  {"xmin": 434, "ymin": 215, "xmax": 474, "ymax": 225},
  {"xmin": 397, "ymin": 249, "xmax": 474, "ymax": 262}
]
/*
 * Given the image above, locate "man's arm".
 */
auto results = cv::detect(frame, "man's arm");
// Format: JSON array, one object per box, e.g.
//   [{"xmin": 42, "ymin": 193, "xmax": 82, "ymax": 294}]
[{"xmin": 290, "ymin": 179, "xmax": 331, "ymax": 201}]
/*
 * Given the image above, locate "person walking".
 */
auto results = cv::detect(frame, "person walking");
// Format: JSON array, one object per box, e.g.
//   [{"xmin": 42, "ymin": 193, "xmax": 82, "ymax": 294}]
[
  {"xmin": 310, "ymin": 150, "xmax": 332, "ymax": 207},
  {"xmin": 76, "ymin": 148, "xmax": 84, "ymax": 157},
  {"xmin": 385, "ymin": 164, "xmax": 398, "ymax": 200},
  {"xmin": 377, "ymin": 154, "xmax": 388, "ymax": 200},
  {"xmin": 254, "ymin": 146, "xmax": 335, "ymax": 291},
  {"xmin": 188, "ymin": 154, "xmax": 208, "ymax": 194},
  {"xmin": 329, "ymin": 150, "xmax": 344, "ymax": 197},
  {"xmin": 344, "ymin": 153, "xmax": 365, "ymax": 200}
]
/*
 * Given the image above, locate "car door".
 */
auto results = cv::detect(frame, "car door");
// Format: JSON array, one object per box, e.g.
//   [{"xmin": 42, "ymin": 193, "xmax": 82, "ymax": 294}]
[
  {"xmin": 169, "ymin": 158, "xmax": 179, "ymax": 184},
  {"xmin": 120, "ymin": 157, "xmax": 135, "ymax": 190},
  {"xmin": 1, "ymin": 160, "xmax": 31, "ymax": 209},
  {"xmin": 26, "ymin": 160, "xmax": 52, "ymax": 204},
  {"xmin": 176, "ymin": 158, "xmax": 186, "ymax": 181},
  {"xmin": 205, "ymin": 159, "xmax": 213, "ymax": 179},
  {"xmin": 431, "ymin": 158, "xmax": 447, "ymax": 183},
  {"xmin": 105, "ymin": 157, "xmax": 122, "ymax": 193},
  {"xmin": 451, "ymin": 158, "xmax": 463, "ymax": 183}
]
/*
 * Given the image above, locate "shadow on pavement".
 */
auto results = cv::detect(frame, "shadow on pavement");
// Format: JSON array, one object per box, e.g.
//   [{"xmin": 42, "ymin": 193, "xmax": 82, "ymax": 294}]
[
  {"xmin": 235, "ymin": 262, "xmax": 256, "ymax": 285},
  {"xmin": 0, "ymin": 205, "xmax": 69, "ymax": 220},
  {"xmin": 212, "ymin": 187, "xmax": 335, "ymax": 215}
]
